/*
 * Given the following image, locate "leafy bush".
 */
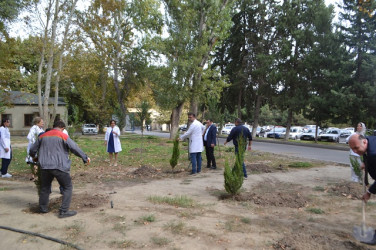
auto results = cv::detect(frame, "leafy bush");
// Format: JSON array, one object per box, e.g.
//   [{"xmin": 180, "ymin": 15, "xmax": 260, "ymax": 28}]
[
  {"xmin": 170, "ymin": 134, "xmax": 180, "ymax": 169},
  {"xmin": 224, "ymin": 136, "xmax": 245, "ymax": 195}
]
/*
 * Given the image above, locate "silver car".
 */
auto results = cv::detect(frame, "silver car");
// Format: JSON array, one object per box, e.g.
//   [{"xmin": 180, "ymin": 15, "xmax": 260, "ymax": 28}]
[{"xmin": 82, "ymin": 124, "xmax": 98, "ymax": 135}]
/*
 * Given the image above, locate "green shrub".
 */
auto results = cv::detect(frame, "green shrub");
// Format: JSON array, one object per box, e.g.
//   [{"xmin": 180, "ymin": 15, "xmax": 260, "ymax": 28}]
[
  {"xmin": 306, "ymin": 208, "xmax": 324, "ymax": 214},
  {"xmin": 170, "ymin": 134, "xmax": 180, "ymax": 169},
  {"xmin": 224, "ymin": 135, "xmax": 245, "ymax": 195}
]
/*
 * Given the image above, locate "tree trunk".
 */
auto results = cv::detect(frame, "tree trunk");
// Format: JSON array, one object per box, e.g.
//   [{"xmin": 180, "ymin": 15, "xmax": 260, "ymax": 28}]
[
  {"xmin": 170, "ymin": 102, "xmax": 184, "ymax": 139},
  {"xmin": 43, "ymin": 0, "xmax": 60, "ymax": 128},
  {"xmin": 284, "ymin": 108, "xmax": 293, "ymax": 141},
  {"xmin": 252, "ymin": 95, "xmax": 262, "ymax": 138},
  {"xmin": 51, "ymin": 0, "xmax": 78, "ymax": 124},
  {"xmin": 37, "ymin": 0, "xmax": 53, "ymax": 119}
]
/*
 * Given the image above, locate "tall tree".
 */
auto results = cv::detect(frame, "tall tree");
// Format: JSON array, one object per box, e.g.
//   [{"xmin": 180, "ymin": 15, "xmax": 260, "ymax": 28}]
[
  {"xmin": 336, "ymin": 0, "xmax": 376, "ymax": 127},
  {"xmin": 77, "ymin": 0, "xmax": 162, "ymax": 129}
]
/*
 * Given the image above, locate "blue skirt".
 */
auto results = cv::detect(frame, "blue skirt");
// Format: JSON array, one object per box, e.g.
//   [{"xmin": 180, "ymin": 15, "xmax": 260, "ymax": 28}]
[{"xmin": 107, "ymin": 132, "xmax": 115, "ymax": 153}]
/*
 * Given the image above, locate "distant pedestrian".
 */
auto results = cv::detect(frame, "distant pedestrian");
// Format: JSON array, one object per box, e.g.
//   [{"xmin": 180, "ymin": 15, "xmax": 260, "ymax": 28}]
[
  {"xmin": 203, "ymin": 118, "xmax": 217, "ymax": 169},
  {"xmin": 179, "ymin": 113, "xmax": 205, "ymax": 175},
  {"xmin": 224, "ymin": 118, "xmax": 252, "ymax": 178},
  {"xmin": 0, "ymin": 118, "xmax": 12, "ymax": 178},
  {"xmin": 30, "ymin": 120, "xmax": 90, "ymax": 218},
  {"xmin": 346, "ymin": 122, "xmax": 366, "ymax": 182},
  {"xmin": 105, "ymin": 120, "xmax": 122, "ymax": 167},
  {"xmin": 26, "ymin": 117, "xmax": 44, "ymax": 181}
]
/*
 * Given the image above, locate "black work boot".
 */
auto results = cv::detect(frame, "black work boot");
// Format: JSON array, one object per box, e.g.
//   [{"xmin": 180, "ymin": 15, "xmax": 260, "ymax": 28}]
[{"xmin": 59, "ymin": 210, "xmax": 77, "ymax": 218}]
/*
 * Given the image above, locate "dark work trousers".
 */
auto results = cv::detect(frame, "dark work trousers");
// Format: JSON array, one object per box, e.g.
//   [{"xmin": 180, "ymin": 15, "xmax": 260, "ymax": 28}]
[
  {"xmin": 204, "ymin": 141, "xmax": 216, "ymax": 168},
  {"xmin": 1, "ymin": 151, "xmax": 12, "ymax": 175},
  {"xmin": 235, "ymin": 146, "xmax": 247, "ymax": 178},
  {"xmin": 39, "ymin": 169, "xmax": 73, "ymax": 213}
]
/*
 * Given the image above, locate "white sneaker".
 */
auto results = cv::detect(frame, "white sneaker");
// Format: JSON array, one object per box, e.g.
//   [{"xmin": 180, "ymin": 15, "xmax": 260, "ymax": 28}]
[{"xmin": 2, "ymin": 173, "xmax": 12, "ymax": 178}]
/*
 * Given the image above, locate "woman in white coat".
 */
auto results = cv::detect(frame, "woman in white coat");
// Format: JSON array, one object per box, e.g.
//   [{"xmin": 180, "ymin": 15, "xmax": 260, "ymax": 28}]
[
  {"xmin": 104, "ymin": 120, "xmax": 122, "ymax": 166},
  {"xmin": 26, "ymin": 117, "xmax": 44, "ymax": 180},
  {"xmin": 0, "ymin": 118, "xmax": 12, "ymax": 178}
]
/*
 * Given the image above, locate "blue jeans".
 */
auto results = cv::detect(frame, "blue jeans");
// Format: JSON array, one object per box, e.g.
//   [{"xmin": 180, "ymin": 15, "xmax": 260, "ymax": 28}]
[
  {"xmin": 235, "ymin": 146, "xmax": 247, "ymax": 178},
  {"xmin": 190, "ymin": 152, "xmax": 202, "ymax": 174}
]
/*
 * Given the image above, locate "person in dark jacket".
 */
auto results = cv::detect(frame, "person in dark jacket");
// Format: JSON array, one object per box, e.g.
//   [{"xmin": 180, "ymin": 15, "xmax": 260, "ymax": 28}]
[
  {"xmin": 30, "ymin": 120, "xmax": 90, "ymax": 218},
  {"xmin": 349, "ymin": 134, "xmax": 376, "ymax": 202},
  {"xmin": 224, "ymin": 118, "xmax": 252, "ymax": 178},
  {"xmin": 203, "ymin": 119, "xmax": 217, "ymax": 169}
]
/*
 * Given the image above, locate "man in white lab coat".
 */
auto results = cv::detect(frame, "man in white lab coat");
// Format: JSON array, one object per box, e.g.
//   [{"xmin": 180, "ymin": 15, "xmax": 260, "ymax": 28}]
[{"xmin": 179, "ymin": 113, "xmax": 205, "ymax": 174}]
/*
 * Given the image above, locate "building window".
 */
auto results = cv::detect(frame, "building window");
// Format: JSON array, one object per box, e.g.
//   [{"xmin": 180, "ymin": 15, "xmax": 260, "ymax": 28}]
[
  {"xmin": 24, "ymin": 114, "xmax": 34, "ymax": 127},
  {"xmin": 1, "ymin": 114, "xmax": 12, "ymax": 127}
]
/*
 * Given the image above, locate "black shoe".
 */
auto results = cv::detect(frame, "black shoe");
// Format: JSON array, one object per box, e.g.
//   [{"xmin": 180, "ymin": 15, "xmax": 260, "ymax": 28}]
[
  {"xmin": 210, "ymin": 166, "xmax": 217, "ymax": 169},
  {"xmin": 59, "ymin": 210, "xmax": 77, "ymax": 218},
  {"xmin": 39, "ymin": 209, "xmax": 48, "ymax": 214}
]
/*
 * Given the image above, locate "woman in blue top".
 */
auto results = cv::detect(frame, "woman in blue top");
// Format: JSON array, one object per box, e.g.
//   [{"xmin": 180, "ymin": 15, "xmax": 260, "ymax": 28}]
[{"xmin": 104, "ymin": 120, "xmax": 122, "ymax": 166}]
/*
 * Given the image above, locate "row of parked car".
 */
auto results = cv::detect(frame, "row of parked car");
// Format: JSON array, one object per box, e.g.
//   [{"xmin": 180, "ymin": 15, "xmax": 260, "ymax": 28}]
[{"xmin": 219, "ymin": 123, "xmax": 355, "ymax": 143}]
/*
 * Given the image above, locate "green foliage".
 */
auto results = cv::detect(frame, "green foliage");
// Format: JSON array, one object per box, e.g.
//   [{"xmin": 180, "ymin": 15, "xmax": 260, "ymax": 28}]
[
  {"xmin": 136, "ymin": 100, "xmax": 151, "ymax": 134},
  {"xmin": 169, "ymin": 134, "xmax": 180, "ymax": 169},
  {"xmin": 306, "ymin": 208, "xmax": 324, "ymax": 214},
  {"xmin": 349, "ymin": 156, "xmax": 362, "ymax": 180},
  {"xmin": 224, "ymin": 136, "xmax": 245, "ymax": 195},
  {"xmin": 148, "ymin": 195, "xmax": 195, "ymax": 208},
  {"xmin": 288, "ymin": 162, "xmax": 312, "ymax": 169}
]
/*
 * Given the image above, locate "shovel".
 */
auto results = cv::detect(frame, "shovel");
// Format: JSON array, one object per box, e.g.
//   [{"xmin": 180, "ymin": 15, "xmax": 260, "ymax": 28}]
[{"xmin": 353, "ymin": 171, "xmax": 375, "ymax": 244}]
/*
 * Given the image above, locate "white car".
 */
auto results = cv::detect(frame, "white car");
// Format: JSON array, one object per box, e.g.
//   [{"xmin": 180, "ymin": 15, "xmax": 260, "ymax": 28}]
[
  {"xmin": 221, "ymin": 124, "xmax": 235, "ymax": 135},
  {"xmin": 82, "ymin": 124, "xmax": 98, "ymax": 135},
  {"xmin": 318, "ymin": 129, "xmax": 341, "ymax": 142},
  {"xmin": 281, "ymin": 126, "xmax": 304, "ymax": 140}
]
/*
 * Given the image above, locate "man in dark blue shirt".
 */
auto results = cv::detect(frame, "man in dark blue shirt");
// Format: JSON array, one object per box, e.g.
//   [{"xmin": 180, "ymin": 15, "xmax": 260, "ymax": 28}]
[{"xmin": 224, "ymin": 118, "xmax": 252, "ymax": 178}]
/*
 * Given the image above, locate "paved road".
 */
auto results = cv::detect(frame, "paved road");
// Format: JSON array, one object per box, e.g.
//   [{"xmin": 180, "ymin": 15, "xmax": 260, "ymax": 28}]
[{"xmin": 128, "ymin": 130, "xmax": 350, "ymax": 165}]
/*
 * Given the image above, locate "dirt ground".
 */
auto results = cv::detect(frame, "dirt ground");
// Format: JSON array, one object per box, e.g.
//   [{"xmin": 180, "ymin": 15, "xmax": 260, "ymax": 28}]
[{"xmin": 1, "ymin": 159, "xmax": 376, "ymax": 249}]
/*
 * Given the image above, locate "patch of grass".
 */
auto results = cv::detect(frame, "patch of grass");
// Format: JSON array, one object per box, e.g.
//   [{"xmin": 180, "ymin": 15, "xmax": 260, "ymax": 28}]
[
  {"xmin": 148, "ymin": 195, "xmax": 196, "ymax": 208},
  {"xmin": 241, "ymin": 217, "xmax": 251, "ymax": 224},
  {"xmin": 177, "ymin": 211, "xmax": 197, "ymax": 219},
  {"xmin": 313, "ymin": 186, "xmax": 325, "ymax": 192},
  {"xmin": 151, "ymin": 236, "xmax": 170, "ymax": 247},
  {"xmin": 109, "ymin": 240, "xmax": 135, "ymax": 248},
  {"xmin": 306, "ymin": 208, "xmax": 324, "ymax": 214},
  {"xmin": 288, "ymin": 161, "xmax": 312, "ymax": 168},
  {"xmin": 113, "ymin": 221, "xmax": 127, "ymax": 234},
  {"xmin": 135, "ymin": 214, "xmax": 156, "ymax": 224},
  {"xmin": 164, "ymin": 221, "xmax": 185, "ymax": 234},
  {"xmin": 0, "ymin": 187, "xmax": 11, "ymax": 191},
  {"xmin": 65, "ymin": 222, "xmax": 84, "ymax": 240},
  {"xmin": 224, "ymin": 147, "xmax": 234, "ymax": 152}
]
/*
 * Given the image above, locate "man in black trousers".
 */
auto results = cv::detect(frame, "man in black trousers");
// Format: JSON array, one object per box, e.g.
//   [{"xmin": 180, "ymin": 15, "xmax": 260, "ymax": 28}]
[{"xmin": 203, "ymin": 118, "xmax": 217, "ymax": 169}]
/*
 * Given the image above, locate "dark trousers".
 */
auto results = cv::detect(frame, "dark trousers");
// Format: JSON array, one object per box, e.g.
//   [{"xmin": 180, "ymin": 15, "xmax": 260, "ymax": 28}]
[
  {"xmin": 204, "ymin": 141, "xmax": 216, "ymax": 168},
  {"xmin": 39, "ymin": 169, "xmax": 73, "ymax": 213},
  {"xmin": 235, "ymin": 146, "xmax": 247, "ymax": 178},
  {"xmin": 1, "ymin": 157, "xmax": 12, "ymax": 175}
]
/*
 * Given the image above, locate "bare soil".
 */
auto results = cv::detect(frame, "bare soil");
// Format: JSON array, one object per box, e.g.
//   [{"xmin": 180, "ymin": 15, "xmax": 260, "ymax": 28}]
[{"xmin": 1, "ymin": 160, "xmax": 376, "ymax": 250}]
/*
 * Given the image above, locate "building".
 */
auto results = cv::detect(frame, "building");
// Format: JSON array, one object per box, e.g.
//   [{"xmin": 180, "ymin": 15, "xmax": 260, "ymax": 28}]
[{"xmin": 0, "ymin": 91, "xmax": 68, "ymax": 135}]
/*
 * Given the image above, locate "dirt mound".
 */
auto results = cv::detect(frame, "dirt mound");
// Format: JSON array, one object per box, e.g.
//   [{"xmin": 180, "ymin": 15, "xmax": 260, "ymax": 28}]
[
  {"xmin": 130, "ymin": 165, "xmax": 161, "ymax": 178},
  {"xmin": 218, "ymin": 182, "xmax": 310, "ymax": 208},
  {"xmin": 273, "ymin": 233, "xmax": 368, "ymax": 250},
  {"xmin": 25, "ymin": 192, "xmax": 109, "ymax": 214},
  {"xmin": 246, "ymin": 163, "xmax": 285, "ymax": 173},
  {"xmin": 327, "ymin": 181, "xmax": 363, "ymax": 199},
  {"xmin": 227, "ymin": 191, "xmax": 308, "ymax": 208}
]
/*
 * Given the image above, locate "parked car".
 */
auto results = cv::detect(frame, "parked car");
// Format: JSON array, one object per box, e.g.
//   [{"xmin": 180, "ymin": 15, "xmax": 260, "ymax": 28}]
[
  {"xmin": 300, "ymin": 129, "xmax": 321, "ymax": 141},
  {"xmin": 343, "ymin": 127, "xmax": 355, "ymax": 133},
  {"xmin": 82, "ymin": 124, "xmax": 98, "ymax": 135},
  {"xmin": 179, "ymin": 124, "xmax": 187, "ymax": 131},
  {"xmin": 318, "ymin": 129, "xmax": 341, "ymax": 142},
  {"xmin": 267, "ymin": 127, "xmax": 286, "ymax": 139},
  {"xmin": 281, "ymin": 126, "xmax": 304, "ymax": 140},
  {"xmin": 221, "ymin": 123, "xmax": 235, "ymax": 135},
  {"xmin": 339, "ymin": 130, "xmax": 353, "ymax": 144}
]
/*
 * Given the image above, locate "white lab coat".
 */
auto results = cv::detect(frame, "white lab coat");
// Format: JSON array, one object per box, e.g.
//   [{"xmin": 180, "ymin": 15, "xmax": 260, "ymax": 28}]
[
  {"xmin": 105, "ymin": 125, "xmax": 122, "ymax": 153},
  {"xmin": 26, "ymin": 125, "xmax": 44, "ymax": 162},
  {"xmin": 180, "ymin": 119, "xmax": 205, "ymax": 153},
  {"xmin": 0, "ymin": 126, "xmax": 11, "ymax": 159}
]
